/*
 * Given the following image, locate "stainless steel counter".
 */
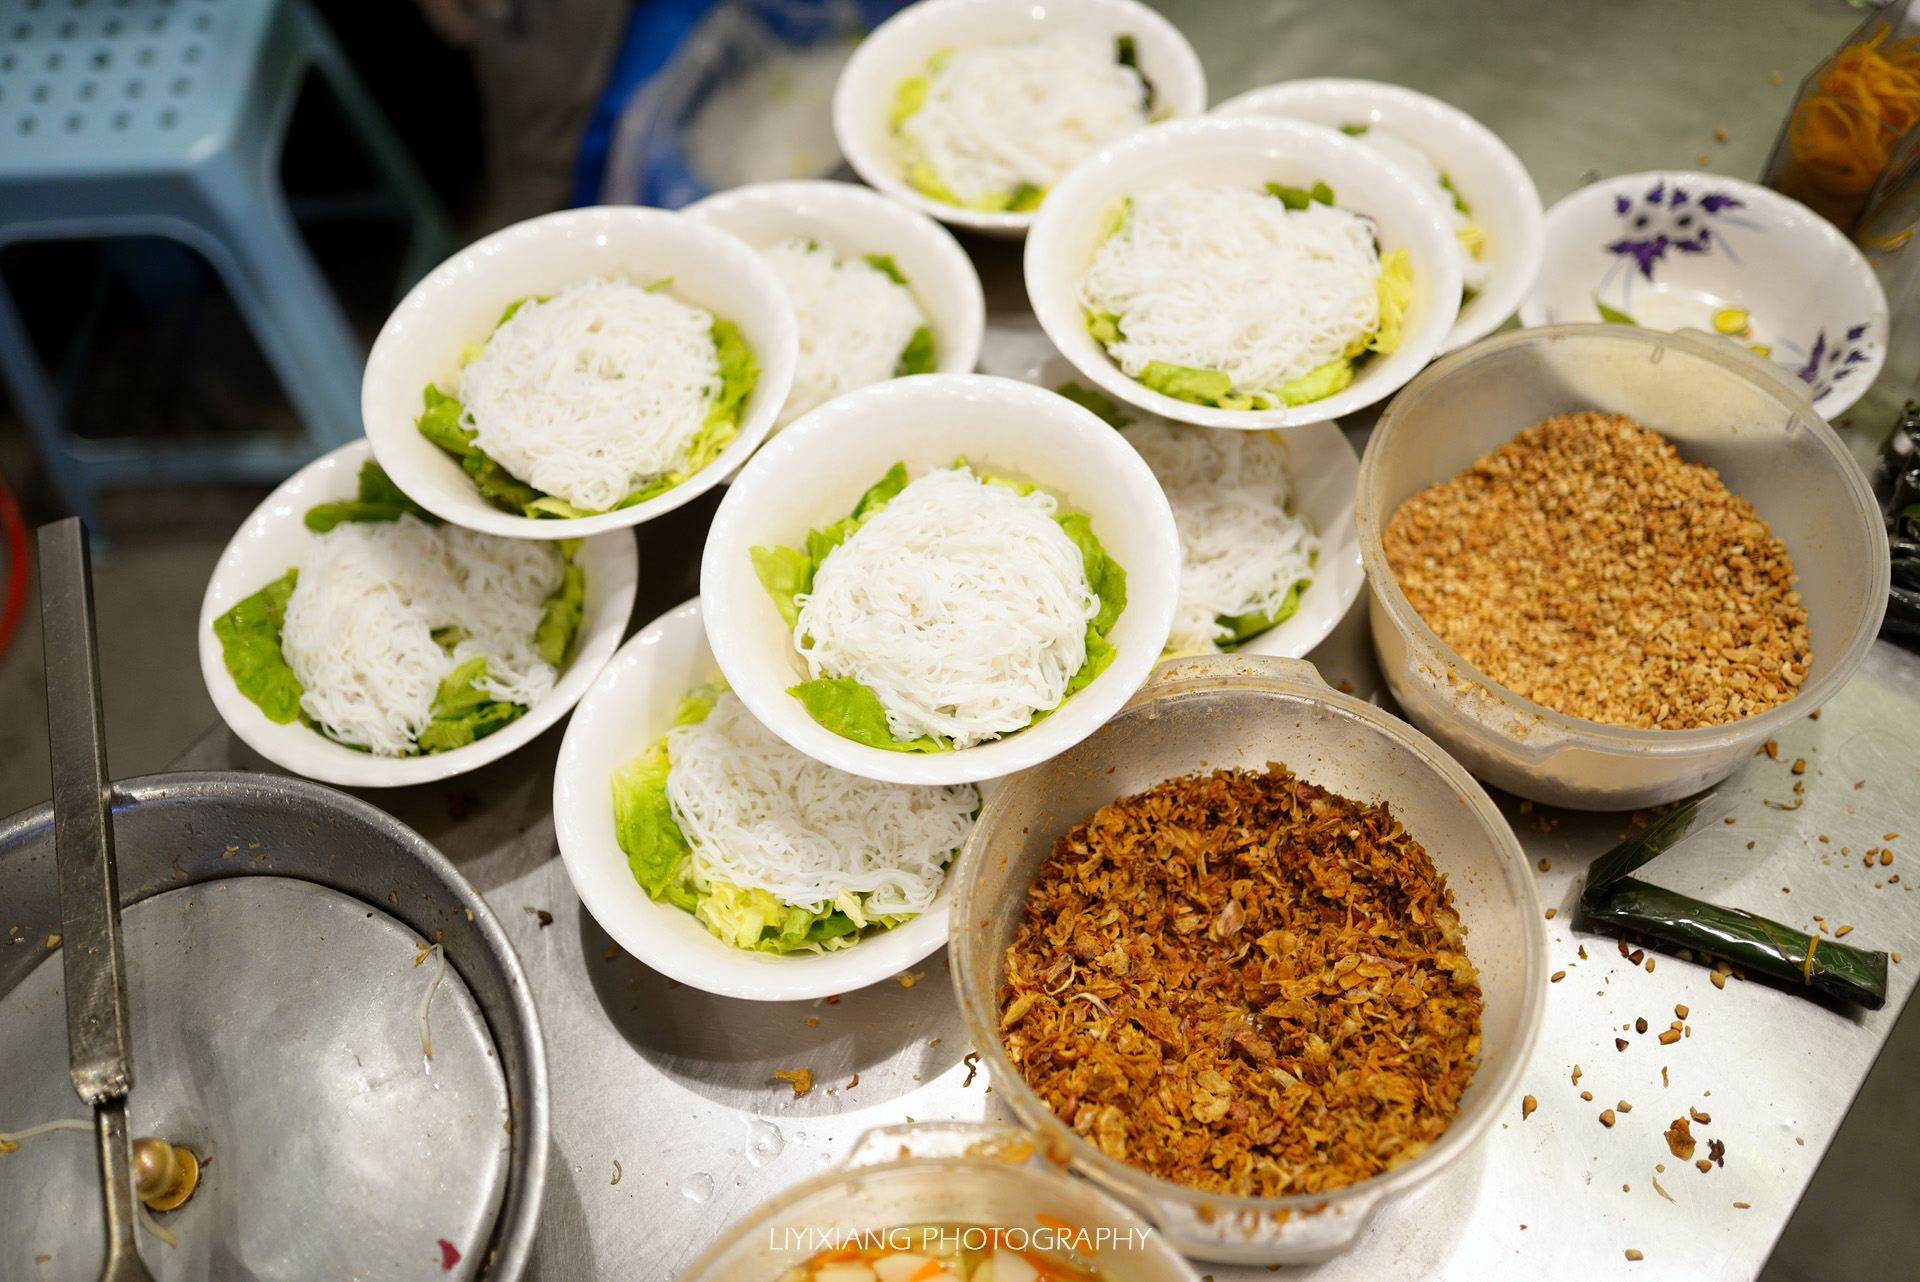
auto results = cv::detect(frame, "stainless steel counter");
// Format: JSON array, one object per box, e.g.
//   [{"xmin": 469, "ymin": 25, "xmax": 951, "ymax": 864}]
[{"xmin": 156, "ymin": 3, "xmax": 1920, "ymax": 1277}]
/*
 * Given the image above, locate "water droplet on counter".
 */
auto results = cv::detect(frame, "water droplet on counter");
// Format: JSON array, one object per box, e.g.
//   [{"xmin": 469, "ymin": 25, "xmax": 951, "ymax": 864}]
[
  {"xmin": 815, "ymin": 1151, "xmax": 834, "ymax": 1167},
  {"xmin": 683, "ymin": 1173, "xmax": 715, "ymax": 1203},
  {"xmin": 745, "ymin": 1117, "xmax": 785, "ymax": 1166}
]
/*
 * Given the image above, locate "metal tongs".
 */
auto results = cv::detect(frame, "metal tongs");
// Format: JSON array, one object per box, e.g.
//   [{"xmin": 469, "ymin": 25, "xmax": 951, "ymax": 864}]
[{"xmin": 38, "ymin": 518, "xmax": 157, "ymax": 1282}]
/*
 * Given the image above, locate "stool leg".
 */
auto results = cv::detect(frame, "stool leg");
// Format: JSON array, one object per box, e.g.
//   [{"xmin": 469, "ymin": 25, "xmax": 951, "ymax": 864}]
[
  {"xmin": 190, "ymin": 157, "xmax": 367, "ymax": 457},
  {"xmin": 0, "ymin": 275, "xmax": 105, "ymax": 533},
  {"xmin": 290, "ymin": 0, "xmax": 459, "ymax": 293}
]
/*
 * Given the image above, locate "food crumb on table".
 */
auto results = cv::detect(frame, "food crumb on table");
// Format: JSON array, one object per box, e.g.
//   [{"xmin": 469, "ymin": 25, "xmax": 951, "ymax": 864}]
[{"xmin": 773, "ymin": 1067, "xmax": 813, "ymax": 1097}]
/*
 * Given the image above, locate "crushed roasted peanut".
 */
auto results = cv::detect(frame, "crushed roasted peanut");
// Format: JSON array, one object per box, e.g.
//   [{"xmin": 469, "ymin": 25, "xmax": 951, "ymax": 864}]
[
  {"xmin": 1618, "ymin": 1100, "xmax": 1633, "ymax": 1113},
  {"xmin": 1636, "ymin": 1017, "xmax": 1649, "ymax": 1033},
  {"xmin": 1691, "ymin": 1107, "xmax": 1711, "ymax": 1124},
  {"xmin": 1600, "ymin": 1109, "xmax": 1616, "ymax": 1127},
  {"xmin": 1522, "ymin": 1094, "xmax": 1538, "ymax": 1120},
  {"xmin": 1551, "ymin": 971, "xmax": 1566, "ymax": 982},
  {"xmin": 1659, "ymin": 1029, "xmax": 1682, "ymax": 1045},
  {"xmin": 1626, "ymin": 1249, "xmax": 1645, "ymax": 1261},
  {"xmin": 998, "ymin": 764, "xmax": 1483, "ymax": 1197},
  {"xmin": 1675, "ymin": 1004, "xmax": 1688, "ymax": 1019},
  {"xmin": 1616, "ymin": 1038, "xmax": 1630, "ymax": 1052},
  {"xmin": 1381, "ymin": 412, "xmax": 1809, "ymax": 728},
  {"xmin": 1582, "ymin": 1091, "xmax": 1594, "ymax": 1101}
]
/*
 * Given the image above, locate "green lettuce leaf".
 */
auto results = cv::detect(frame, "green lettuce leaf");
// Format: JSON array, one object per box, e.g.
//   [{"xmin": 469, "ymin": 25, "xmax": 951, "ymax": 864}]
[
  {"xmin": 1217, "ymin": 578, "xmax": 1309, "ymax": 648},
  {"xmin": 1594, "ymin": 294, "xmax": 1637, "ymax": 325},
  {"xmin": 1438, "ymin": 172, "xmax": 1471, "ymax": 215},
  {"xmin": 892, "ymin": 73, "xmax": 929, "ymax": 128},
  {"xmin": 1340, "ymin": 122, "xmax": 1370, "ymax": 136},
  {"xmin": 417, "ymin": 384, "xmax": 476, "ymax": 457},
  {"xmin": 894, "ymin": 326, "xmax": 935, "ymax": 377},
  {"xmin": 611, "ymin": 744, "xmax": 698, "ymax": 911},
  {"xmin": 864, "ymin": 253, "xmax": 908, "ymax": 285},
  {"xmin": 1087, "ymin": 309, "xmax": 1125, "ymax": 346},
  {"xmin": 1054, "ymin": 511, "xmax": 1127, "ymax": 635},
  {"xmin": 1275, "ymin": 358, "xmax": 1354, "ymax": 406},
  {"xmin": 786, "ymin": 677, "xmax": 950, "ymax": 753},
  {"xmin": 304, "ymin": 461, "xmax": 442, "ymax": 532},
  {"xmin": 1370, "ymin": 246, "xmax": 1413, "ymax": 355},
  {"xmin": 1054, "ymin": 381, "xmax": 1133, "ymax": 428},
  {"xmin": 535, "ymin": 559, "xmax": 586, "ymax": 666},
  {"xmin": 213, "ymin": 569, "xmax": 304, "ymax": 724},
  {"xmin": 610, "ymin": 691, "xmax": 718, "ymax": 911},
  {"xmin": 705, "ymin": 319, "xmax": 757, "ymax": 433},
  {"xmin": 1139, "ymin": 361, "xmax": 1271, "ymax": 410},
  {"xmin": 750, "ymin": 545, "xmax": 816, "ymax": 631},
  {"xmin": 1266, "ymin": 180, "xmax": 1335, "ymax": 210},
  {"xmin": 415, "ymin": 655, "xmax": 527, "ymax": 753}
]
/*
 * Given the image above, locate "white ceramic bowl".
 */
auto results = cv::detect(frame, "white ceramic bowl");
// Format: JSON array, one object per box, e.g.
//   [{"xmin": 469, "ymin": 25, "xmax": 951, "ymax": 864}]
[
  {"xmin": 361, "ymin": 206, "xmax": 798, "ymax": 539},
  {"xmin": 1024, "ymin": 115, "xmax": 1464, "ymax": 430},
  {"xmin": 197, "ymin": 440, "xmax": 637, "ymax": 788},
  {"xmin": 701, "ymin": 373, "xmax": 1181, "ymax": 786},
  {"xmin": 1521, "ymin": 172, "xmax": 1888, "ymax": 419},
  {"xmin": 1032, "ymin": 353, "xmax": 1363, "ymax": 657},
  {"xmin": 681, "ymin": 178, "xmax": 986, "ymax": 426},
  {"xmin": 1212, "ymin": 78, "xmax": 1544, "ymax": 353},
  {"xmin": 832, "ymin": 0, "xmax": 1206, "ymax": 238},
  {"xmin": 555, "ymin": 598, "xmax": 989, "ymax": 1001}
]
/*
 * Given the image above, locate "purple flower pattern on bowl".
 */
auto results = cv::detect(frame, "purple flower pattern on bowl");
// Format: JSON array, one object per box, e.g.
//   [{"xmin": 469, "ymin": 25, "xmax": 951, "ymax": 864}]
[
  {"xmin": 1605, "ymin": 182, "xmax": 1753, "ymax": 281},
  {"xmin": 1792, "ymin": 323, "xmax": 1875, "ymax": 403}
]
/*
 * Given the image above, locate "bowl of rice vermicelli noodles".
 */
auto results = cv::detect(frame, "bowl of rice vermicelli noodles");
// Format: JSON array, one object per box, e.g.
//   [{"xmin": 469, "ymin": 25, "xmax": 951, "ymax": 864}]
[
  {"xmin": 700, "ymin": 373, "xmax": 1180, "ymax": 787},
  {"xmin": 361, "ymin": 206, "xmax": 798, "ymax": 539},
  {"xmin": 555, "ymin": 598, "xmax": 993, "ymax": 999},
  {"xmin": 832, "ymin": 0, "xmax": 1207, "ymax": 237},
  {"xmin": 682, "ymin": 179, "xmax": 986, "ymax": 431},
  {"xmin": 198, "ymin": 440, "xmax": 637, "ymax": 787},
  {"xmin": 1211, "ymin": 77, "xmax": 1545, "ymax": 354},
  {"xmin": 1023, "ymin": 114, "xmax": 1462, "ymax": 429}
]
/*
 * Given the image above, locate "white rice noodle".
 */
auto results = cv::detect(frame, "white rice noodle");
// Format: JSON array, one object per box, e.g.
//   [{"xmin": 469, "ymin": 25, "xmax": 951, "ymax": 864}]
[
  {"xmin": 280, "ymin": 517, "xmax": 564, "ymax": 755},
  {"xmin": 1080, "ymin": 183, "xmax": 1383, "ymax": 395},
  {"xmin": 1125, "ymin": 424, "xmax": 1319, "ymax": 654},
  {"xmin": 899, "ymin": 27, "xmax": 1149, "ymax": 207},
  {"xmin": 794, "ymin": 466, "xmax": 1097, "ymax": 749},
  {"xmin": 458, "ymin": 276, "xmax": 721, "ymax": 511},
  {"xmin": 665, "ymin": 692, "xmax": 977, "ymax": 915},
  {"xmin": 1358, "ymin": 126, "xmax": 1494, "ymax": 292},
  {"xmin": 761, "ymin": 237, "xmax": 927, "ymax": 428}
]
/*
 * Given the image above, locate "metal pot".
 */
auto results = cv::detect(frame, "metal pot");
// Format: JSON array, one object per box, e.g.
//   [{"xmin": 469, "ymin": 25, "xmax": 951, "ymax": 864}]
[
  {"xmin": 948, "ymin": 655, "xmax": 1545, "ymax": 1265},
  {"xmin": 0, "ymin": 772, "xmax": 549, "ymax": 1281},
  {"xmin": 1357, "ymin": 323, "xmax": 1890, "ymax": 809}
]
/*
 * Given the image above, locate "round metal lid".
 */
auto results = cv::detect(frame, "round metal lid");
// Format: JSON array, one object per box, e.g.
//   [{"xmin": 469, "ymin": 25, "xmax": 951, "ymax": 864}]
[{"xmin": 0, "ymin": 877, "xmax": 511, "ymax": 1280}]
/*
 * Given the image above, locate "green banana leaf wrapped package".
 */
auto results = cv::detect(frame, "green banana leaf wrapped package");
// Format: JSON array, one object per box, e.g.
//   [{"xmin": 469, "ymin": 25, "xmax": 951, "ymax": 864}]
[{"xmin": 1580, "ymin": 800, "xmax": 1889, "ymax": 1009}]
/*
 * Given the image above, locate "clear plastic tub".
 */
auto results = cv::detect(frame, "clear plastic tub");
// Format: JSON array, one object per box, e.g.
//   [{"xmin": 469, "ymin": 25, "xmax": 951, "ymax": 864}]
[
  {"xmin": 1357, "ymin": 324, "xmax": 1891, "ymax": 810},
  {"xmin": 948, "ymin": 655, "xmax": 1545, "ymax": 1266},
  {"xmin": 676, "ymin": 1123, "xmax": 1199, "ymax": 1281}
]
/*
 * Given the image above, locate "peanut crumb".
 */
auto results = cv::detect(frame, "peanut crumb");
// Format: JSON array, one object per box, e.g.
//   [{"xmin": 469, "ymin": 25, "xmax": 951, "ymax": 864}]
[
  {"xmin": 1792, "ymin": 758, "xmax": 1806, "ymax": 774},
  {"xmin": 1601, "ymin": 1109, "xmax": 1616, "ymax": 1127},
  {"xmin": 1659, "ymin": 1029, "xmax": 1682, "ymax": 1045},
  {"xmin": 1546, "ymin": 908, "xmax": 1557, "ymax": 919},
  {"xmin": 1618, "ymin": 1100, "xmax": 1633, "ymax": 1113},
  {"xmin": 1712, "ymin": 972, "xmax": 1728, "ymax": 988},
  {"xmin": 1539, "ymin": 858, "xmax": 1552, "ymax": 871},
  {"xmin": 773, "ymin": 1067, "xmax": 814, "ymax": 1097},
  {"xmin": 1582, "ymin": 1090, "xmax": 1594, "ymax": 1101},
  {"xmin": 1627, "ymin": 1249, "xmax": 1645, "ymax": 1261},
  {"xmin": 1616, "ymin": 1038, "xmax": 1629, "ymax": 1052},
  {"xmin": 1734, "ymin": 1201, "xmax": 1750, "ymax": 1208},
  {"xmin": 1573, "ymin": 1065, "xmax": 1583, "ymax": 1084},
  {"xmin": 1522, "ymin": 1094, "xmax": 1538, "ymax": 1119},
  {"xmin": 1835, "ymin": 925, "xmax": 1854, "ymax": 937},
  {"xmin": 1646, "ymin": 958, "xmax": 1656, "ymax": 972},
  {"xmin": 1697, "ymin": 1159, "xmax": 1714, "ymax": 1173},
  {"xmin": 1675, "ymin": 1004, "xmax": 1689, "ymax": 1019},
  {"xmin": 1551, "ymin": 971, "xmax": 1566, "ymax": 982}
]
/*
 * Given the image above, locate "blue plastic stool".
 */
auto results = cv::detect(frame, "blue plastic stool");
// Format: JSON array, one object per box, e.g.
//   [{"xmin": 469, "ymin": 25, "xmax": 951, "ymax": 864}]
[{"xmin": 0, "ymin": 0, "xmax": 455, "ymax": 532}]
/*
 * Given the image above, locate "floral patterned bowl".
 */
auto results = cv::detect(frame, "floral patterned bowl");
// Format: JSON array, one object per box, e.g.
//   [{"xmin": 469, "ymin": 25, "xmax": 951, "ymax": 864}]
[{"xmin": 1520, "ymin": 172, "xmax": 1888, "ymax": 419}]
